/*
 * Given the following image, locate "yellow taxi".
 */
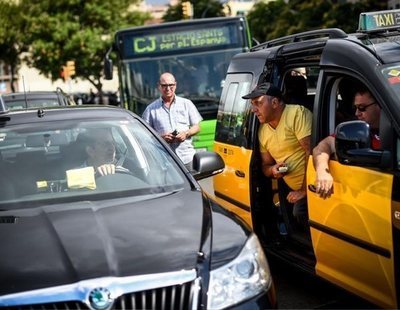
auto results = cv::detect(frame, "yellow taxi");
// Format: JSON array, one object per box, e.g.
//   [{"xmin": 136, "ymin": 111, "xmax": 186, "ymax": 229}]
[{"xmin": 212, "ymin": 9, "xmax": 400, "ymax": 308}]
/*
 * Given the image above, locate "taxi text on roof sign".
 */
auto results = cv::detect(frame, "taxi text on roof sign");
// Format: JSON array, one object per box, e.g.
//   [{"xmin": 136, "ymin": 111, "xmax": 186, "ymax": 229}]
[{"xmin": 358, "ymin": 9, "xmax": 400, "ymax": 32}]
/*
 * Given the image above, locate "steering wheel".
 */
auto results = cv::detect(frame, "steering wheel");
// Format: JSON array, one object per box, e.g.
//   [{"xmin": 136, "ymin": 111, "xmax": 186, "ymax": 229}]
[
  {"xmin": 95, "ymin": 171, "xmax": 147, "ymax": 191},
  {"xmin": 115, "ymin": 166, "xmax": 135, "ymax": 176}
]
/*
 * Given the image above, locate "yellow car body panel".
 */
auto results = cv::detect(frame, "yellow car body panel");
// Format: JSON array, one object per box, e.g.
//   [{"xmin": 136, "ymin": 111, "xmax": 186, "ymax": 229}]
[
  {"xmin": 307, "ymin": 158, "xmax": 396, "ymax": 309},
  {"xmin": 213, "ymin": 141, "xmax": 253, "ymax": 227}
]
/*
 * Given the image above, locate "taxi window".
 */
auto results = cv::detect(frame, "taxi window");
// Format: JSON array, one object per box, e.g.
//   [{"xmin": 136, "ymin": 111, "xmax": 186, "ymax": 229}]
[{"xmin": 215, "ymin": 73, "xmax": 252, "ymax": 147}]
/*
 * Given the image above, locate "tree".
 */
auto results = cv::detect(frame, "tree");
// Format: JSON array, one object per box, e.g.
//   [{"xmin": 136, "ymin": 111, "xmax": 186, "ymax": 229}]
[
  {"xmin": 0, "ymin": 1, "xmax": 30, "ymax": 92},
  {"xmin": 163, "ymin": 0, "xmax": 224, "ymax": 22},
  {"xmin": 1, "ymin": 0, "xmax": 150, "ymax": 98},
  {"xmin": 247, "ymin": 0, "xmax": 390, "ymax": 44},
  {"xmin": 246, "ymin": 0, "xmax": 287, "ymax": 43}
]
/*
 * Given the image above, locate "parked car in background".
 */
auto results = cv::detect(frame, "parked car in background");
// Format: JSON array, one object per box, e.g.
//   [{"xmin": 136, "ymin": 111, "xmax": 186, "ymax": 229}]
[
  {"xmin": 0, "ymin": 103, "xmax": 276, "ymax": 309},
  {"xmin": 2, "ymin": 88, "xmax": 75, "ymax": 110}
]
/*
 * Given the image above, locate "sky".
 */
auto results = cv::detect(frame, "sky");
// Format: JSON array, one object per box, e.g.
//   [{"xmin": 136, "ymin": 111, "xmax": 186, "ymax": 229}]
[{"xmin": 146, "ymin": 0, "xmax": 169, "ymax": 4}]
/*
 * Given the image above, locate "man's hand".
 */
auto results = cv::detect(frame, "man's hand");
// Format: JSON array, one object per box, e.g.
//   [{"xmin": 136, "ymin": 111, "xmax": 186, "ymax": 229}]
[
  {"xmin": 312, "ymin": 136, "xmax": 335, "ymax": 199},
  {"xmin": 174, "ymin": 131, "xmax": 187, "ymax": 142},
  {"xmin": 96, "ymin": 164, "xmax": 116, "ymax": 176},
  {"xmin": 161, "ymin": 132, "xmax": 176, "ymax": 143},
  {"xmin": 287, "ymin": 189, "xmax": 306, "ymax": 204},
  {"xmin": 315, "ymin": 167, "xmax": 333, "ymax": 199},
  {"xmin": 162, "ymin": 131, "xmax": 189, "ymax": 143},
  {"xmin": 271, "ymin": 163, "xmax": 288, "ymax": 179}
]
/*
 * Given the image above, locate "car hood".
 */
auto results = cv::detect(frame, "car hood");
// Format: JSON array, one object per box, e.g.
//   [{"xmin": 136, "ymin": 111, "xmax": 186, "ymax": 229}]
[{"xmin": 0, "ymin": 189, "xmax": 205, "ymax": 295}]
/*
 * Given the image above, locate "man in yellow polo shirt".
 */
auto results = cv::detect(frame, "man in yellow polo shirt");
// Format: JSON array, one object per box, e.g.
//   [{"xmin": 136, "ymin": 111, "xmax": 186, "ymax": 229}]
[{"xmin": 242, "ymin": 82, "xmax": 312, "ymax": 227}]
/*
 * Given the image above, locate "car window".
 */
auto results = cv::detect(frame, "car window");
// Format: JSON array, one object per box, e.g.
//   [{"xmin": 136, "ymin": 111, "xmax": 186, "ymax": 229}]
[
  {"xmin": 215, "ymin": 73, "xmax": 252, "ymax": 147},
  {"xmin": 5, "ymin": 99, "xmax": 60, "ymax": 110},
  {"xmin": 0, "ymin": 118, "xmax": 186, "ymax": 207}
]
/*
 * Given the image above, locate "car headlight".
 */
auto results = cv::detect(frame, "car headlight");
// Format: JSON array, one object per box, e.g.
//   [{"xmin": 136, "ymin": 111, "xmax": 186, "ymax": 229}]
[{"xmin": 207, "ymin": 233, "xmax": 272, "ymax": 309}]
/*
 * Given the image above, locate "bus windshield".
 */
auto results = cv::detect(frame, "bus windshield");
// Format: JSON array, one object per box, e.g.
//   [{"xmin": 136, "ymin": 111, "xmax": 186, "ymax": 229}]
[
  {"xmin": 120, "ymin": 49, "xmax": 241, "ymax": 119},
  {"xmin": 108, "ymin": 17, "xmax": 251, "ymax": 151}
]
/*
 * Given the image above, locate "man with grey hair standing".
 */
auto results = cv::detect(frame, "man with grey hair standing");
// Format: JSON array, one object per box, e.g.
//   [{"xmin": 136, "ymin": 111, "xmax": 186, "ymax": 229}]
[{"xmin": 142, "ymin": 72, "xmax": 202, "ymax": 169}]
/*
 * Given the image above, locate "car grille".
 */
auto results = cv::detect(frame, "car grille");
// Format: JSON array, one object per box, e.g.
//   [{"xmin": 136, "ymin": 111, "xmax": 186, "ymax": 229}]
[
  {"xmin": 1, "ymin": 270, "xmax": 200, "ymax": 310},
  {"xmin": 4, "ymin": 279, "xmax": 199, "ymax": 310}
]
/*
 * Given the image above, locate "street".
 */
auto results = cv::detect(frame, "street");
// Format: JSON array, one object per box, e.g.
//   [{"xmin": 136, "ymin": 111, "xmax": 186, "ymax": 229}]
[{"xmin": 268, "ymin": 257, "xmax": 376, "ymax": 309}]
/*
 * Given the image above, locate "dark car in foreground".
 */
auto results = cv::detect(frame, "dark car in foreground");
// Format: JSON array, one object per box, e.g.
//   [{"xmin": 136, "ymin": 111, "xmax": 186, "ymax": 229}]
[
  {"xmin": 2, "ymin": 88, "xmax": 75, "ymax": 110},
  {"xmin": 0, "ymin": 103, "xmax": 276, "ymax": 309}
]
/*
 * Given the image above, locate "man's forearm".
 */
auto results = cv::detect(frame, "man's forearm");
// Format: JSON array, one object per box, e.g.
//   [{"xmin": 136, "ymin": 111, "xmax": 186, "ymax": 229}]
[
  {"xmin": 312, "ymin": 137, "xmax": 334, "ymax": 171},
  {"xmin": 262, "ymin": 163, "xmax": 274, "ymax": 178},
  {"xmin": 186, "ymin": 124, "xmax": 200, "ymax": 138}
]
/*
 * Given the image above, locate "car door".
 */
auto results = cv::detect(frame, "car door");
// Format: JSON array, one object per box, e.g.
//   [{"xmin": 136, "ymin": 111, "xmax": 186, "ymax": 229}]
[
  {"xmin": 213, "ymin": 73, "xmax": 254, "ymax": 226},
  {"xmin": 306, "ymin": 73, "xmax": 397, "ymax": 309}
]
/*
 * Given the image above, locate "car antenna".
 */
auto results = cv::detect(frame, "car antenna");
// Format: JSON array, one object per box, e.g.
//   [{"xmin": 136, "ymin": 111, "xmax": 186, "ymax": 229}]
[{"xmin": 22, "ymin": 75, "xmax": 28, "ymax": 109}]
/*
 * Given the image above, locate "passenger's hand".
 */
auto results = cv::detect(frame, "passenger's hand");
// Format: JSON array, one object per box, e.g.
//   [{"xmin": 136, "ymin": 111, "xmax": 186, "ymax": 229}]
[
  {"xmin": 271, "ymin": 163, "xmax": 288, "ymax": 179},
  {"xmin": 314, "ymin": 167, "xmax": 333, "ymax": 199},
  {"xmin": 287, "ymin": 190, "xmax": 306, "ymax": 204},
  {"xmin": 96, "ymin": 164, "xmax": 116, "ymax": 176}
]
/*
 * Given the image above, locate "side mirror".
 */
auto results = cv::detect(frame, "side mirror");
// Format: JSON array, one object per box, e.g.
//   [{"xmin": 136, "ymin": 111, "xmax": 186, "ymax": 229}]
[
  {"xmin": 335, "ymin": 120, "xmax": 390, "ymax": 168},
  {"xmin": 104, "ymin": 47, "xmax": 113, "ymax": 80},
  {"xmin": 191, "ymin": 151, "xmax": 225, "ymax": 181}
]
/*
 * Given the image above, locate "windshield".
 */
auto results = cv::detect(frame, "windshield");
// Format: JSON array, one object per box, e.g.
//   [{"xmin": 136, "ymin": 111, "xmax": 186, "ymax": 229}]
[
  {"xmin": 0, "ymin": 118, "xmax": 186, "ymax": 208},
  {"xmin": 120, "ymin": 49, "xmax": 241, "ymax": 118}
]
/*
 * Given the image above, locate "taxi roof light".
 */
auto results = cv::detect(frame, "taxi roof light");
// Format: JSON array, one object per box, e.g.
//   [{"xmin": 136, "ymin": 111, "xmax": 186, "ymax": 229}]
[{"xmin": 358, "ymin": 9, "xmax": 400, "ymax": 33}]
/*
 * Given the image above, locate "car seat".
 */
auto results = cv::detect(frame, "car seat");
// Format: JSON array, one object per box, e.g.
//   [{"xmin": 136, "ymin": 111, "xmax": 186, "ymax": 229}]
[{"xmin": 283, "ymin": 75, "xmax": 313, "ymax": 112}]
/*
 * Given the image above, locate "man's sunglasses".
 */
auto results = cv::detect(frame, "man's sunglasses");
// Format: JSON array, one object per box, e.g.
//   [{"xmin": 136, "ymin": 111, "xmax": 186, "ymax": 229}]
[
  {"xmin": 160, "ymin": 83, "xmax": 176, "ymax": 88},
  {"xmin": 354, "ymin": 101, "xmax": 377, "ymax": 112}
]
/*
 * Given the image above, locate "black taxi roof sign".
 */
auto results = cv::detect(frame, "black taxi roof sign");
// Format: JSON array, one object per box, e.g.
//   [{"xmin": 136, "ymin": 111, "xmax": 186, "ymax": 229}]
[{"xmin": 358, "ymin": 9, "xmax": 400, "ymax": 32}]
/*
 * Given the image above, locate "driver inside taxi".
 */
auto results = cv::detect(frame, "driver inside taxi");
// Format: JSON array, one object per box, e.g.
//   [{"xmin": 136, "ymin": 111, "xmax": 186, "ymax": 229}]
[{"xmin": 83, "ymin": 128, "xmax": 128, "ymax": 176}]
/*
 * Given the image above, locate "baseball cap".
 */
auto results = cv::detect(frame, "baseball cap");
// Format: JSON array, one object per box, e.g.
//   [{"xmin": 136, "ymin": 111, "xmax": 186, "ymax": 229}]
[{"xmin": 242, "ymin": 82, "xmax": 282, "ymax": 99}]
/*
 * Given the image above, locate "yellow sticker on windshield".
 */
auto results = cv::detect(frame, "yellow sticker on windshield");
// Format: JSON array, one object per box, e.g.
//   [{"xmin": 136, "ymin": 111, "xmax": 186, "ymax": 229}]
[
  {"xmin": 66, "ymin": 167, "xmax": 96, "ymax": 190},
  {"xmin": 36, "ymin": 181, "xmax": 48, "ymax": 189}
]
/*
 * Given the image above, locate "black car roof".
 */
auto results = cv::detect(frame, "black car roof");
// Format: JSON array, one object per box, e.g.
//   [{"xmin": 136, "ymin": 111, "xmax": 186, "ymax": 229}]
[
  {"xmin": 246, "ymin": 27, "xmax": 400, "ymax": 66},
  {"xmin": 0, "ymin": 105, "xmax": 139, "ymax": 126},
  {"xmin": 3, "ymin": 91, "xmax": 64, "ymax": 100}
]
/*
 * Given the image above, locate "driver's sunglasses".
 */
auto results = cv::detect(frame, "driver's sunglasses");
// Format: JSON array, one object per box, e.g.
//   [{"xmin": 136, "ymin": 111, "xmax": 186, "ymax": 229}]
[
  {"xmin": 354, "ymin": 101, "xmax": 377, "ymax": 112},
  {"xmin": 160, "ymin": 83, "xmax": 176, "ymax": 89}
]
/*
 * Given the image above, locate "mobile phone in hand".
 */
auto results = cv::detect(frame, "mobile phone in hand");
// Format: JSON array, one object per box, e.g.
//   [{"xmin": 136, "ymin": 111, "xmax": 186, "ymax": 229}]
[{"xmin": 278, "ymin": 166, "xmax": 288, "ymax": 173}]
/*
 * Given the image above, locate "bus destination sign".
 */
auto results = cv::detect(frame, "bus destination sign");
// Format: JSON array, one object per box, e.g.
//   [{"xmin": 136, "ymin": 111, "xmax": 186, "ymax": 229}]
[{"xmin": 130, "ymin": 26, "xmax": 233, "ymax": 55}]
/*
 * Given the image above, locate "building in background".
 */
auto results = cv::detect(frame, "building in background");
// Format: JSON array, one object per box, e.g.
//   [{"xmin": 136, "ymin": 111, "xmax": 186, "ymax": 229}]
[{"xmin": 225, "ymin": 0, "xmax": 258, "ymax": 16}]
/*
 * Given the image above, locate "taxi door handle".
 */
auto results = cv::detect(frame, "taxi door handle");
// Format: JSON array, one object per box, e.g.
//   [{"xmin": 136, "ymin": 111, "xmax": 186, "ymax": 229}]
[
  {"xmin": 235, "ymin": 170, "xmax": 245, "ymax": 178},
  {"xmin": 308, "ymin": 184, "xmax": 317, "ymax": 193}
]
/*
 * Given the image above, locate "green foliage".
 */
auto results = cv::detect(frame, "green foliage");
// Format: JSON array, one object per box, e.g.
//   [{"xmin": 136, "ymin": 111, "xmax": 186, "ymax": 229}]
[
  {"xmin": 0, "ymin": 0, "xmax": 150, "ymax": 93},
  {"xmin": 247, "ymin": 0, "xmax": 287, "ymax": 43},
  {"xmin": 163, "ymin": 0, "xmax": 224, "ymax": 22},
  {"xmin": 0, "ymin": 0, "xmax": 30, "ymax": 91},
  {"xmin": 247, "ymin": 0, "xmax": 390, "ymax": 43}
]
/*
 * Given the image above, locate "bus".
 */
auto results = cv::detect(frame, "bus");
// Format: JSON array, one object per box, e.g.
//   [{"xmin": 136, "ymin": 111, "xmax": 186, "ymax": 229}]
[{"xmin": 104, "ymin": 17, "xmax": 251, "ymax": 151}]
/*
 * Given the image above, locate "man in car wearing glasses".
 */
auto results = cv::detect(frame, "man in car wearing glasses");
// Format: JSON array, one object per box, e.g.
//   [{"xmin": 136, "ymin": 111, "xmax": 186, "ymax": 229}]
[
  {"xmin": 312, "ymin": 85, "xmax": 381, "ymax": 199},
  {"xmin": 82, "ymin": 128, "xmax": 132, "ymax": 177},
  {"xmin": 142, "ymin": 72, "xmax": 202, "ymax": 169}
]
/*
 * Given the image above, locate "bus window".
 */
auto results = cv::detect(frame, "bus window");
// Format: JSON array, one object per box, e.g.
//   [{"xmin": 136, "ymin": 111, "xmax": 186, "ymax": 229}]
[{"xmin": 107, "ymin": 17, "xmax": 252, "ymax": 152}]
